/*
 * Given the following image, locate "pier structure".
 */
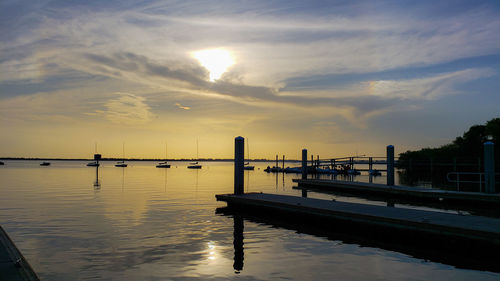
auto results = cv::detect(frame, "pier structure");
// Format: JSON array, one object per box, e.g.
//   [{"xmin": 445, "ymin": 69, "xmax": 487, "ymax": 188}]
[
  {"xmin": 217, "ymin": 138, "xmax": 500, "ymax": 270},
  {"xmin": 266, "ymin": 149, "xmax": 396, "ymax": 177},
  {"xmin": 292, "ymin": 179, "xmax": 500, "ymax": 206}
]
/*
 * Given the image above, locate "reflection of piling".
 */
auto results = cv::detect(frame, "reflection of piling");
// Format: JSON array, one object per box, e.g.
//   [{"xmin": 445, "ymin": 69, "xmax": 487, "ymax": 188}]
[
  {"xmin": 93, "ymin": 166, "xmax": 100, "ymax": 188},
  {"xmin": 233, "ymin": 215, "xmax": 244, "ymax": 272},
  {"xmin": 484, "ymin": 141, "xmax": 495, "ymax": 193},
  {"xmin": 234, "ymin": 137, "xmax": 244, "ymax": 195},
  {"xmin": 387, "ymin": 145, "xmax": 394, "ymax": 186},
  {"xmin": 302, "ymin": 149, "xmax": 308, "ymax": 180}
]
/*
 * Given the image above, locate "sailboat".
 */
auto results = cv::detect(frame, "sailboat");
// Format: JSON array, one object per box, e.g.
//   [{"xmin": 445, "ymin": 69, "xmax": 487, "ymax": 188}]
[
  {"xmin": 156, "ymin": 143, "xmax": 171, "ymax": 168},
  {"xmin": 243, "ymin": 138, "xmax": 254, "ymax": 170},
  {"xmin": 115, "ymin": 143, "xmax": 128, "ymax": 167},
  {"xmin": 187, "ymin": 139, "xmax": 202, "ymax": 169},
  {"xmin": 87, "ymin": 142, "xmax": 100, "ymax": 167}
]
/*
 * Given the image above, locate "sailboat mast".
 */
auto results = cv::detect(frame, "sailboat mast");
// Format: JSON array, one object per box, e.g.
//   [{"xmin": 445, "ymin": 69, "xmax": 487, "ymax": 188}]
[{"xmin": 196, "ymin": 139, "xmax": 199, "ymax": 159}]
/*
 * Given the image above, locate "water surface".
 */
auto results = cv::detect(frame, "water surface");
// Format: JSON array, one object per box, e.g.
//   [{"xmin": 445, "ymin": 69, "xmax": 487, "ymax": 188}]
[{"xmin": 0, "ymin": 161, "xmax": 498, "ymax": 280}]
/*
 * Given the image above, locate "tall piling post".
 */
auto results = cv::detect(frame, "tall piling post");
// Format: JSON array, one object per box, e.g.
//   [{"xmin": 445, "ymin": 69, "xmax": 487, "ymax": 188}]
[
  {"xmin": 275, "ymin": 154, "xmax": 278, "ymax": 168},
  {"xmin": 484, "ymin": 141, "xmax": 495, "ymax": 193},
  {"xmin": 302, "ymin": 149, "xmax": 308, "ymax": 180},
  {"xmin": 282, "ymin": 155, "xmax": 285, "ymax": 170},
  {"xmin": 387, "ymin": 145, "xmax": 395, "ymax": 186},
  {"xmin": 234, "ymin": 136, "xmax": 244, "ymax": 195}
]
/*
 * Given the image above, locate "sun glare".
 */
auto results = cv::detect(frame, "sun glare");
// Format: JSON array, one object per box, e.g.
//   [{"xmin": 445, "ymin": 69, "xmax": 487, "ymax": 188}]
[{"xmin": 192, "ymin": 49, "xmax": 235, "ymax": 82}]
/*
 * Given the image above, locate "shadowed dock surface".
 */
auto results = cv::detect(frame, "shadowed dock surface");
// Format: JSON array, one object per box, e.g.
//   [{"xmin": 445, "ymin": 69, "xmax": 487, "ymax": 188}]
[
  {"xmin": 293, "ymin": 179, "xmax": 500, "ymax": 205},
  {"xmin": 0, "ymin": 226, "xmax": 39, "ymax": 281},
  {"xmin": 216, "ymin": 193, "xmax": 500, "ymax": 245}
]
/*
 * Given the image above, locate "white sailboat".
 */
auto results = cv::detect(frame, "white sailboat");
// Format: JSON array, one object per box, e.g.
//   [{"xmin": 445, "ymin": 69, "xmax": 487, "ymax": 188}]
[
  {"xmin": 188, "ymin": 139, "xmax": 202, "ymax": 169},
  {"xmin": 115, "ymin": 143, "xmax": 128, "ymax": 167},
  {"xmin": 243, "ymin": 138, "xmax": 254, "ymax": 170},
  {"xmin": 156, "ymin": 143, "xmax": 171, "ymax": 168}
]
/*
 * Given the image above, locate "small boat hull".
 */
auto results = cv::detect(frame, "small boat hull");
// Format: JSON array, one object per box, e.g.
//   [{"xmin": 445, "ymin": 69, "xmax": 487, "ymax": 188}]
[
  {"xmin": 347, "ymin": 169, "xmax": 360, "ymax": 175},
  {"xmin": 156, "ymin": 163, "xmax": 171, "ymax": 168},
  {"xmin": 187, "ymin": 165, "xmax": 202, "ymax": 169},
  {"xmin": 40, "ymin": 162, "xmax": 50, "ymax": 166},
  {"xmin": 243, "ymin": 166, "xmax": 255, "ymax": 170}
]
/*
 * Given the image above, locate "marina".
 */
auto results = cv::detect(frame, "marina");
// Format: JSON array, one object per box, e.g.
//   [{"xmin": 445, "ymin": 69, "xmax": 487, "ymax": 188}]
[{"xmin": 0, "ymin": 157, "xmax": 499, "ymax": 280}]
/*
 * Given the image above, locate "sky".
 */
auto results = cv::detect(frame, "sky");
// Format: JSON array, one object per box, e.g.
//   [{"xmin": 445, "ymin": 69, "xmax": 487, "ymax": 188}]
[{"xmin": 1, "ymin": 0, "xmax": 499, "ymax": 159}]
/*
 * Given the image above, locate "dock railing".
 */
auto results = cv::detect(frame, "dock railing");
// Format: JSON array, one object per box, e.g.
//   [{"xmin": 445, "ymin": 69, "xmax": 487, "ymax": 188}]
[{"xmin": 446, "ymin": 172, "xmax": 500, "ymax": 192}]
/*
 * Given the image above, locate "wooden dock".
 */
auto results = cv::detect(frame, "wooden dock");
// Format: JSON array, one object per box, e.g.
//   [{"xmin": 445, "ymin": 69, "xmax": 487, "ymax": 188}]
[
  {"xmin": 216, "ymin": 193, "xmax": 500, "ymax": 247},
  {"xmin": 0, "ymin": 226, "xmax": 39, "ymax": 281},
  {"xmin": 293, "ymin": 179, "xmax": 500, "ymax": 206}
]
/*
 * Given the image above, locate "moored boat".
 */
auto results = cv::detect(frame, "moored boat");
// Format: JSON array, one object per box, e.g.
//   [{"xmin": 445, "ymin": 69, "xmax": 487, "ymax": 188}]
[
  {"xmin": 115, "ymin": 161, "xmax": 127, "ymax": 167},
  {"xmin": 156, "ymin": 162, "xmax": 171, "ymax": 168}
]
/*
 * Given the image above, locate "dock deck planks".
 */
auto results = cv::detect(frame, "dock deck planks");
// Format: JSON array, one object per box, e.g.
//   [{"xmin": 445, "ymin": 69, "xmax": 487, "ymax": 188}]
[{"xmin": 216, "ymin": 192, "xmax": 500, "ymax": 245}]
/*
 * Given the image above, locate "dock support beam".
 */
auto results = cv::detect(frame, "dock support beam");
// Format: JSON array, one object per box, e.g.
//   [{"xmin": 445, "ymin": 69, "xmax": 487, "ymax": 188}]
[
  {"xmin": 387, "ymin": 145, "xmax": 395, "ymax": 186},
  {"xmin": 234, "ymin": 136, "xmax": 244, "ymax": 194},
  {"xmin": 302, "ymin": 149, "xmax": 308, "ymax": 180},
  {"xmin": 484, "ymin": 141, "xmax": 495, "ymax": 193}
]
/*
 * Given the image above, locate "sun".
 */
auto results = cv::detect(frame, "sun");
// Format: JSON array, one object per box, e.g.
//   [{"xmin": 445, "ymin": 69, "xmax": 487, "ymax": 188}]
[{"xmin": 192, "ymin": 49, "xmax": 235, "ymax": 82}]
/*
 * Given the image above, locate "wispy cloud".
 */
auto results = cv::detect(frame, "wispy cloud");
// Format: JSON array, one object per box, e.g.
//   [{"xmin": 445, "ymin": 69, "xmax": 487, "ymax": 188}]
[
  {"xmin": 175, "ymin": 102, "xmax": 190, "ymax": 110},
  {"xmin": 100, "ymin": 93, "xmax": 153, "ymax": 125},
  {"xmin": 368, "ymin": 68, "xmax": 496, "ymax": 100},
  {"xmin": 2, "ymin": 1, "xmax": 500, "ymax": 86}
]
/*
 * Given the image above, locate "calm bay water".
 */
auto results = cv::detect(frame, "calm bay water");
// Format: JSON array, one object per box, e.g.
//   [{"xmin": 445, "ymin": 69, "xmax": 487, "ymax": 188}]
[{"xmin": 0, "ymin": 160, "xmax": 498, "ymax": 280}]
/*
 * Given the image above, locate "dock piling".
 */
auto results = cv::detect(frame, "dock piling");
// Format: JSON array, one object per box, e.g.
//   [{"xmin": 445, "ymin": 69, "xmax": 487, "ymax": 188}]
[
  {"xmin": 387, "ymin": 145, "xmax": 395, "ymax": 186},
  {"xmin": 234, "ymin": 136, "xmax": 244, "ymax": 194},
  {"xmin": 484, "ymin": 141, "xmax": 495, "ymax": 193},
  {"xmin": 302, "ymin": 149, "xmax": 308, "ymax": 180}
]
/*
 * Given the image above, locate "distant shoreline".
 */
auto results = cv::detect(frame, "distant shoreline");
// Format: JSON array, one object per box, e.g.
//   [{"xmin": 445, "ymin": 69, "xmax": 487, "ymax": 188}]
[{"xmin": 0, "ymin": 157, "xmax": 301, "ymax": 162}]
